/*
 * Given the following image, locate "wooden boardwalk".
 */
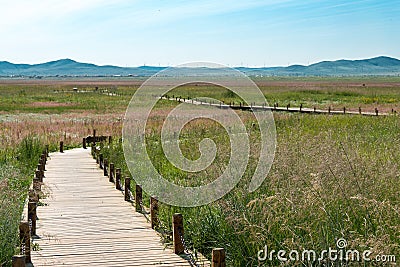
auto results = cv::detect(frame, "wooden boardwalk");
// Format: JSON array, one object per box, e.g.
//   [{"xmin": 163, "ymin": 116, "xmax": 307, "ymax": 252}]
[
  {"xmin": 31, "ymin": 148, "xmax": 192, "ymax": 266},
  {"xmin": 164, "ymin": 97, "xmax": 394, "ymax": 117}
]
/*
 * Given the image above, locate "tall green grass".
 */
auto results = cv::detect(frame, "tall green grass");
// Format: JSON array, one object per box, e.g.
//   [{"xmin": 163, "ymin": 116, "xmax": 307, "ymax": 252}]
[
  {"xmin": 101, "ymin": 113, "xmax": 399, "ymax": 266},
  {"xmin": 0, "ymin": 137, "xmax": 43, "ymax": 267}
]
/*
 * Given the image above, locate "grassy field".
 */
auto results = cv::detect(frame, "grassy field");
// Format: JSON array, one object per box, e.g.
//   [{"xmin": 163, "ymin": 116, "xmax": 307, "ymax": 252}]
[{"xmin": 0, "ymin": 77, "xmax": 399, "ymax": 266}]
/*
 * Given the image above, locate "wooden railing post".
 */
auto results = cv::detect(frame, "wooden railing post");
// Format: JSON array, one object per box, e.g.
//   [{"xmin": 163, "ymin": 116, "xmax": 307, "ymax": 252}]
[
  {"xmin": 124, "ymin": 177, "xmax": 131, "ymax": 201},
  {"xmin": 150, "ymin": 196, "xmax": 159, "ymax": 229},
  {"xmin": 45, "ymin": 144, "xmax": 49, "ymax": 157},
  {"xmin": 28, "ymin": 202, "xmax": 37, "ymax": 236},
  {"xmin": 12, "ymin": 255, "xmax": 25, "ymax": 267},
  {"xmin": 328, "ymin": 106, "xmax": 331, "ymax": 114},
  {"xmin": 83, "ymin": 137, "xmax": 87, "ymax": 149},
  {"xmin": 173, "ymin": 213, "xmax": 184, "ymax": 254},
  {"xmin": 212, "ymin": 248, "xmax": 226, "ymax": 267},
  {"xmin": 93, "ymin": 129, "xmax": 96, "ymax": 137},
  {"xmin": 41, "ymin": 153, "xmax": 46, "ymax": 165},
  {"xmin": 359, "ymin": 106, "xmax": 362, "ymax": 114},
  {"xmin": 40, "ymin": 158, "xmax": 45, "ymax": 172},
  {"xmin": 135, "ymin": 184, "xmax": 142, "ymax": 212},
  {"xmin": 375, "ymin": 108, "xmax": 378, "ymax": 116},
  {"xmin": 300, "ymin": 103, "xmax": 303, "ymax": 112},
  {"xmin": 37, "ymin": 164, "xmax": 44, "ymax": 181},
  {"xmin": 109, "ymin": 163, "xmax": 115, "ymax": 183},
  {"xmin": 99, "ymin": 154, "xmax": 103, "ymax": 169},
  {"xmin": 343, "ymin": 107, "xmax": 346, "ymax": 114},
  {"xmin": 35, "ymin": 170, "xmax": 42, "ymax": 183},
  {"xmin": 103, "ymin": 159, "xmax": 108, "ymax": 176},
  {"xmin": 40, "ymin": 157, "xmax": 46, "ymax": 171},
  {"xmin": 33, "ymin": 177, "xmax": 41, "ymax": 191},
  {"xmin": 115, "ymin": 168, "xmax": 121, "ymax": 190},
  {"xmin": 60, "ymin": 141, "xmax": 64, "ymax": 153},
  {"xmin": 19, "ymin": 222, "xmax": 30, "ymax": 263},
  {"xmin": 29, "ymin": 190, "xmax": 39, "ymax": 203}
]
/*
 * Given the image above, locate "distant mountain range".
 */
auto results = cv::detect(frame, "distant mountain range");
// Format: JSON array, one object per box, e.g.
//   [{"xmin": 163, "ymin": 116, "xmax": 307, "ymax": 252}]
[{"xmin": 1, "ymin": 56, "xmax": 400, "ymax": 77}]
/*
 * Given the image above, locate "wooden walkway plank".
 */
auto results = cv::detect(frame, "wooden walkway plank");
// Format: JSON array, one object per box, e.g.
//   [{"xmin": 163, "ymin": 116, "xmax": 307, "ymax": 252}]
[{"xmin": 31, "ymin": 148, "xmax": 195, "ymax": 267}]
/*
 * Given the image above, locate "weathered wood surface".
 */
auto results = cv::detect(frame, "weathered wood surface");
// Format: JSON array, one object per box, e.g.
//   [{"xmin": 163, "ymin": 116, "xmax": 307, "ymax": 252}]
[{"xmin": 31, "ymin": 148, "xmax": 192, "ymax": 266}]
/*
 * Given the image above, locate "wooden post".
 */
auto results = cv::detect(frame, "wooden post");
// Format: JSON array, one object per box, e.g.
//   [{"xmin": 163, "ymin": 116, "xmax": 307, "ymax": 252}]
[
  {"xmin": 38, "ymin": 160, "xmax": 43, "ymax": 172},
  {"xmin": 41, "ymin": 158, "xmax": 46, "ymax": 171},
  {"xmin": 359, "ymin": 107, "xmax": 362, "ymax": 114},
  {"xmin": 173, "ymin": 213, "xmax": 184, "ymax": 254},
  {"xmin": 12, "ymin": 255, "xmax": 26, "ymax": 267},
  {"xmin": 40, "ymin": 158, "xmax": 46, "ymax": 172},
  {"xmin": 29, "ymin": 190, "xmax": 39, "ymax": 203},
  {"xmin": 314, "ymin": 107, "xmax": 316, "ymax": 112},
  {"xmin": 37, "ymin": 164, "xmax": 44, "ymax": 180},
  {"xmin": 83, "ymin": 138, "xmax": 87, "ymax": 149},
  {"xmin": 109, "ymin": 163, "xmax": 114, "ymax": 183},
  {"xmin": 212, "ymin": 248, "xmax": 226, "ymax": 267},
  {"xmin": 59, "ymin": 141, "xmax": 64, "ymax": 153},
  {"xmin": 93, "ymin": 129, "xmax": 96, "ymax": 137},
  {"xmin": 33, "ymin": 178, "xmax": 41, "ymax": 191},
  {"xmin": 375, "ymin": 108, "xmax": 378, "ymax": 116},
  {"xmin": 45, "ymin": 144, "xmax": 49, "ymax": 157},
  {"xmin": 108, "ymin": 136, "xmax": 112, "ymax": 144},
  {"xmin": 343, "ymin": 107, "xmax": 346, "ymax": 114},
  {"xmin": 124, "ymin": 177, "xmax": 131, "ymax": 202},
  {"xmin": 135, "ymin": 184, "xmax": 143, "ymax": 212},
  {"xmin": 150, "ymin": 196, "xmax": 159, "ymax": 229},
  {"xmin": 328, "ymin": 106, "xmax": 331, "ymax": 114},
  {"xmin": 36, "ymin": 170, "xmax": 42, "ymax": 183},
  {"xmin": 28, "ymin": 202, "xmax": 37, "ymax": 236},
  {"xmin": 300, "ymin": 103, "xmax": 303, "ymax": 112},
  {"xmin": 19, "ymin": 222, "xmax": 31, "ymax": 263},
  {"xmin": 99, "ymin": 154, "xmax": 103, "ymax": 169},
  {"xmin": 115, "ymin": 168, "xmax": 121, "ymax": 190},
  {"xmin": 103, "ymin": 159, "xmax": 108, "ymax": 177},
  {"xmin": 41, "ymin": 153, "xmax": 46, "ymax": 164}
]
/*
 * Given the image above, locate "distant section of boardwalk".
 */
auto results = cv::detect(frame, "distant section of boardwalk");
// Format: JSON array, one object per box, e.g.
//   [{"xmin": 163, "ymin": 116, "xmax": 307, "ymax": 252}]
[
  {"xmin": 163, "ymin": 96, "xmax": 395, "ymax": 117},
  {"xmin": 31, "ymin": 148, "xmax": 191, "ymax": 267}
]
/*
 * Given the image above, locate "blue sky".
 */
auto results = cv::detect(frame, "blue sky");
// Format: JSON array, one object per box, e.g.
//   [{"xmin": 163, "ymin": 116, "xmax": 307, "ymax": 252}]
[{"xmin": 0, "ymin": 0, "xmax": 399, "ymax": 67}]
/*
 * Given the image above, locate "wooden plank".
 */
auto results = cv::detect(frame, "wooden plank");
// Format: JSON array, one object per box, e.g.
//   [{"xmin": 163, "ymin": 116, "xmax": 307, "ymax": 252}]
[{"xmin": 31, "ymin": 148, "xmax": 202, "ymax": 266}]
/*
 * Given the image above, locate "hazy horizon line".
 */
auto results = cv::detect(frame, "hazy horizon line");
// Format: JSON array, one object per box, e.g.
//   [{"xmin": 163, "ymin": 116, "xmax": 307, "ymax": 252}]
[{"xmin": 1, "ymin": 55, "xmax": 399, "ymax": 69}]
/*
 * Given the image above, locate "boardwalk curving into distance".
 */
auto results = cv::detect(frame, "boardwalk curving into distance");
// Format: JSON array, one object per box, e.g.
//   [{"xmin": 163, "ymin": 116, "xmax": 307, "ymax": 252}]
[
  {"xmin": 163, "ymin": 96, "xmax": 395, "ymax": 117},
  {"xmin": 31, "ymin": 148, "xmax": 193, "ymax": 266}
]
